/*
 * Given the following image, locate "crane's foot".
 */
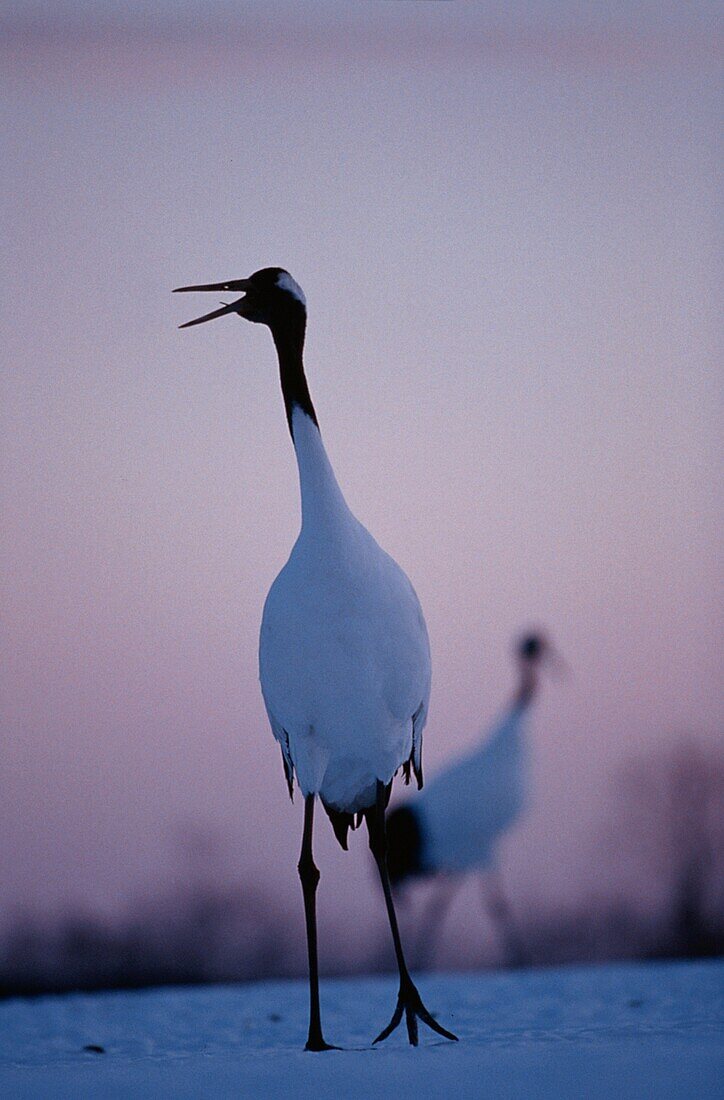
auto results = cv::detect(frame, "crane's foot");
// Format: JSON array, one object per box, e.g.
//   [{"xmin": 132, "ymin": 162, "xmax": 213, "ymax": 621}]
[
  {"xmin": 305, "ymin": 1033, "xmax": 340, "ymax": 1052},
  {"xmin": 373, "ymin": 976, "xmax": 458, "ymax": 1046}
]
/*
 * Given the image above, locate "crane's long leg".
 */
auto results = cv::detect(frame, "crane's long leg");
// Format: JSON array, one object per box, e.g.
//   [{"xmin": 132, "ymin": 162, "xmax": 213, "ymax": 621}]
[
  {"xmin": 367, "ymin": 781, "xmax": 458, "ymax": 1046},
  {"xmin": 414, "ymin": 874, "xmax": 460, "ymax": 971},
  {"xmin": 298, "ymin": 794, "xmax": 336, "ymax": 1051},
  {"xmin": 483, "ymin": 871, "xmax": 529, "ymax": 969}
]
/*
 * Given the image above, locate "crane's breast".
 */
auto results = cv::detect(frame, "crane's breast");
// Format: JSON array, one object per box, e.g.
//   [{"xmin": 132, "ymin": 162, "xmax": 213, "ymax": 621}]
[{"xmin": 258, "ymin": 532, "xmax": 431, "ymax": 741}]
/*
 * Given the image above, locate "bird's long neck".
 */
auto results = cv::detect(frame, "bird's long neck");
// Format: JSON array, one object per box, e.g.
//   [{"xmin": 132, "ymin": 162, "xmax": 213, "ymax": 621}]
[
  {"xmin": 514, "ymin": 663, "xmax": 538, "ymax": 710},
  {"xmin": 271, "ymin": 320, "xmax": 317, "ymax": 434},
  {"xmin": 271, "ymin": 318, "xmax": 351, "ymax": 532}
]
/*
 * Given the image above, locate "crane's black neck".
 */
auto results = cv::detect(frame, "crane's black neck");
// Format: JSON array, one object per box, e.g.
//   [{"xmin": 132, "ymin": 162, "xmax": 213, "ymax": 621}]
[
  {"xmin": 514, "ymin": 664, "xmax": 538, "ymax": 710},
  {"xmin": 270, "ymin": 317, "xmax": 318, "ymax": 438}
]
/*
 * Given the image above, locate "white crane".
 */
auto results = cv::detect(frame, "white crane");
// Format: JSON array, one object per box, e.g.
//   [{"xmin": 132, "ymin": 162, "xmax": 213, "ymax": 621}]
[
  {"xmin": 386, "ymin": 633, "xmax": 558, "ymax": 967},
  {"xmin": 175, "ymin": 267, "xmax": 456, "ymax": 1050}
]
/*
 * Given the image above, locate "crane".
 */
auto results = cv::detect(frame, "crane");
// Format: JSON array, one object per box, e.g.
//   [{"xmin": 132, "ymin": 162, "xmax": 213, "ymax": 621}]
[
  {"xmin": 175, "ymin": 267, "xmax": 457, "ymax": 1049},
  {"xmin": 386, "ymin": 633, "xmax": 558, "ymax": 967}
]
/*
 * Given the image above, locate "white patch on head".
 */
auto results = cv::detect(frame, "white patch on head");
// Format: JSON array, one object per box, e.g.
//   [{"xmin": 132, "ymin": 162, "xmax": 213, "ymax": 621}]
[{"xmin": 276, "ymin": 271, "xmax": 307, "ymax": 307}]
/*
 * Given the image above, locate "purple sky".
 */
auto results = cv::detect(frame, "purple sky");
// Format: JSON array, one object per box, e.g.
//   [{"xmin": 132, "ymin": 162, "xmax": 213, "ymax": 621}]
[{"xmin": 2, "ymin": 3, "xmax": 721, "ymax": 949}]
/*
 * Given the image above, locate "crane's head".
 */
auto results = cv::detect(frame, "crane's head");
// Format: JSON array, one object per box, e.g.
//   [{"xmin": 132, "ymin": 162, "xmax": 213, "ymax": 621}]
[
  {"xmin": 518, "ymin": 633, "xmax": 545, "ymax": 663},
  {"xmin": 515, "ymin": 631, "xmax": 565, "ymax": 703},
  {"xmin": 174, "ymin": 267, "xmax": 306, "ymax": 331},
  {"xmin": 517, "ymin": 631, "xmax": 567, "ymax": 668}
]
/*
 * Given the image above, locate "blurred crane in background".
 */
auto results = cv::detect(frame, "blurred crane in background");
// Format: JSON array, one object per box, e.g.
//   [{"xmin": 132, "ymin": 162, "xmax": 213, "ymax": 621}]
[{"xmin": 386, "ymin": 632, "xmax": 561, "ymax": 968}]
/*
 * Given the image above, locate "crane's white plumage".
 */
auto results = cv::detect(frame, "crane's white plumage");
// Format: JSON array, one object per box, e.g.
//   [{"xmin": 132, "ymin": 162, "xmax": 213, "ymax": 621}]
[
  {"xmin": 386, "ymin": 633, "xmax": 555, "ymax": 889},
  {"xmin": 417, "ymin": 702, "xmax": 528, "ymax": 873},
  {"xmin": 384, "ymin": 634, "xmax": 553, "ymax": 971},
  {"xmin": 274, "ymin": 271, "xmax": 307, "ymax": 306},
  {"xmin": 260, "ymin": 408, "xmax": 430, "ymax": 812},
  {"xmin": 175, "ymin": 265, "xmax": 455, "ymax": 1048}
]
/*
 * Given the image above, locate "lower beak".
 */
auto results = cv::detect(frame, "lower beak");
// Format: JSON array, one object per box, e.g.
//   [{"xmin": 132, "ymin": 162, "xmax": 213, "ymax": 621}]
[
  {"xmin": 173, "ymin": 277, "xmax": 252, "ymax": 329},
  {"xmin": 177, "ymin": 298, "xmax": 246, "ymax": 329}
]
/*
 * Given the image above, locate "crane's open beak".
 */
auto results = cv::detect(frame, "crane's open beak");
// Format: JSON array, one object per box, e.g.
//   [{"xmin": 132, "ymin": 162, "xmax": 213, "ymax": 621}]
[
  {"xmin": 544, "ymin": 643, "xmax": 568, "ymax": 679},
  {"xmin": 173, "ymin": 278, "xmax": 253, "ymax": 329}
]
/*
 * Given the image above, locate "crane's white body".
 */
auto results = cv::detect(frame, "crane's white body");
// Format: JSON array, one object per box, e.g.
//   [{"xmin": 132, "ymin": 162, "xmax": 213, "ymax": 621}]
[
  {"xmin": 176, "ymin": 266, "xmax": 456, "ymax": 1046},
  {"xmin": 417, "ymin": 702, "xmax": 529, "ymax": 873},
  {"xmin": 259, "ymin": 408, "xmax": 430, "ymax": 813}
]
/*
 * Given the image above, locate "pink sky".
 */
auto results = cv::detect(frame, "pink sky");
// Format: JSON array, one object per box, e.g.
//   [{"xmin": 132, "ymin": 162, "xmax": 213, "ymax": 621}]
[{"xmin": 1, "ymin": 4, "xmax": 721, "ymax": 948}]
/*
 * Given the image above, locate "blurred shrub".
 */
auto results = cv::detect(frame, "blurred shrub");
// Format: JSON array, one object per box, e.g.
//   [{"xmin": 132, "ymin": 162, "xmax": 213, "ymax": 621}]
[{"xmin": 1, "ymin": 737, "xmax": 721, "ymax": 996}]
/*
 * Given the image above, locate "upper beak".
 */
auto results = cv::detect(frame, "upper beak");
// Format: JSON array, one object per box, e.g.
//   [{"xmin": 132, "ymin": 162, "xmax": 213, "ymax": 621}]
[
  {"xmin": 173, "ymin": 278, "xmax": 252, "ymax": 329},
  {"xmin": 544, "ymin": 643, "xmax": 568, "ymax": 679}
]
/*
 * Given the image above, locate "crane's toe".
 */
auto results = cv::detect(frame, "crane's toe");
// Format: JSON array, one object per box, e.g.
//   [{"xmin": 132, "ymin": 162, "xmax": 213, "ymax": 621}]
[{"xmin": 373, "ymin": 977, "xmax": 458, "ymax": 1046}]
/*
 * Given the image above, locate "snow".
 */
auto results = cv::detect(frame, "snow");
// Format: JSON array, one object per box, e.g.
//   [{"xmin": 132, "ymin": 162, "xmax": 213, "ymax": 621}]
[{"xmin": 1, "ymin": 961, "xmax": 721, "ymax": 1098}]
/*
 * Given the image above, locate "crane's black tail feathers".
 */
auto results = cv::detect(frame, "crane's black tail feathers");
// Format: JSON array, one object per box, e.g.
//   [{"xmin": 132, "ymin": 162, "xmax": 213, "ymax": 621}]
[
  {"xmin": 401, "ymin": 753, "xmax": 423, "ymax": 788},
  {"xmin": 280, "ymin": 745, "xmax": 294, "ymax": 801},
  {"xmin": 322, "ymin": 783, "xmax": 392, "ymax": 851},
  {"xmin": 321, "ymin": 803, "xmax": 356, "ymax": 849}
]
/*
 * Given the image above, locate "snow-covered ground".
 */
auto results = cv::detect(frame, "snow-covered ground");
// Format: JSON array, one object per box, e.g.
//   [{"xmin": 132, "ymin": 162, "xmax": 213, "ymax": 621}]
[{"xmin": 1, "ymin": 960, "xmax": 721, "ymax": 1098}]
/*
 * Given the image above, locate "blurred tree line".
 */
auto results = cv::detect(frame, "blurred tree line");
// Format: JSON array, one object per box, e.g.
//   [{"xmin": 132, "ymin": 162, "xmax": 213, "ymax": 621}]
[{"xmin": 1, "ymin": 737, "xmax": 721, "ymax": 998}]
